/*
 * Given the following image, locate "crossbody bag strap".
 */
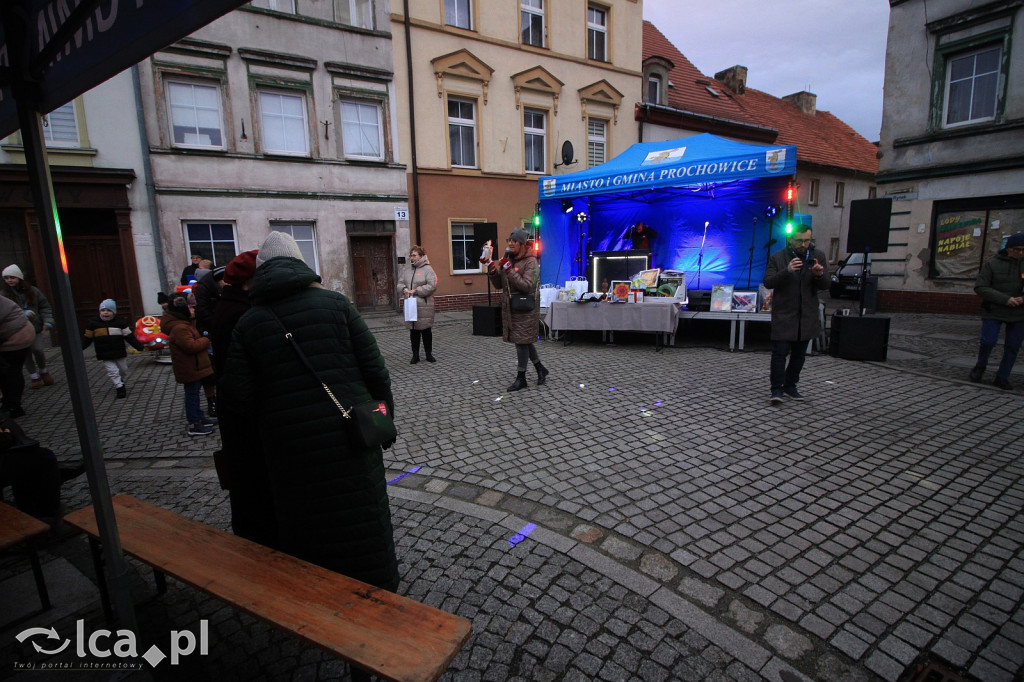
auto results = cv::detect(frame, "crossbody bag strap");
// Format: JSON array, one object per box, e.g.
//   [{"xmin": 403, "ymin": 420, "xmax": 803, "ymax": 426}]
[{"xmin": 264, "ymin": 308, "xmax": 352, "ymax": 420}]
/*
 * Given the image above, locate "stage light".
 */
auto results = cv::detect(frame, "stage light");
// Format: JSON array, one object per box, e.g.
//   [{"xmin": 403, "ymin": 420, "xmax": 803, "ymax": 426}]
[
  {"xmin": 562, "ymin": 199, "xmax": 573, "ymax": 213},
  {"xmin": 532, "ymin": 237, "xmax": 541, "ymax": 255},
  {"xmin": 765, "ymin": 204, "xmax": 778, "ymax": 218},
  {"xmin": 784, "ymin": 182, "xmax": 796, "ymax": 234},
  {"xmin": 576, "ymin": 211, "xmax": 588, "ymax": 223},
  {"xmin": 533, "ymin": 202, "xmax": 541, "ymax": 227}
]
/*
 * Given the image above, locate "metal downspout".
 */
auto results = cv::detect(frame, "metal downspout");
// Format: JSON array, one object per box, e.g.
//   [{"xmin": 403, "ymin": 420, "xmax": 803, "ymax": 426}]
[
  {"xmin": 403, "ymin": 0, "xmax": 422, "ymax": 245},
  {"xmin": 131, "ymin": 64, "xmax": 169, "ymax": 294}
]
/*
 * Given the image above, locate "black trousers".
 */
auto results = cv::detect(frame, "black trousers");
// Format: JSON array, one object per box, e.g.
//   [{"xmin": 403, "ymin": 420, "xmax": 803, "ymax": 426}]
[
  {"xmin": 410, "ymin": 328, "xmax": 433, "ymax": 357},
  {"xmin": 770, "ymin": 340, "xmax": 807, "ymax": 391},
  {"xmin": 0, "ymin": 347, "xmax": 29, "ymax": 413}
]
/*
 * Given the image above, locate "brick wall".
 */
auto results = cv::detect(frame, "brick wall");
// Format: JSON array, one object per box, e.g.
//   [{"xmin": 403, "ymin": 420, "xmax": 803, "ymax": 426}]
[
  {"xmin": 877, "ymin": 290, "xmax": 978, "ymax": 315},
  {"xmin": 435, "ymin": 293, "xmax": 501, "ymax": 311}
]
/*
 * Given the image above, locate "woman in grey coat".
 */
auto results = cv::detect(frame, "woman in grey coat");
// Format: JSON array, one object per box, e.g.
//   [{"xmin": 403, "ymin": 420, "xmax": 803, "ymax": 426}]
[{"xmin": 399, "ymin": 245, "xmax": 438, "ymax": 363}]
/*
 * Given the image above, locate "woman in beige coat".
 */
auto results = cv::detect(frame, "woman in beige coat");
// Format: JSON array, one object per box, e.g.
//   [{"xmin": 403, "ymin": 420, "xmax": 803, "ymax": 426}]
[{"xmin": 400, "ymin": 245, "xmax": 438, "ymax": 363}]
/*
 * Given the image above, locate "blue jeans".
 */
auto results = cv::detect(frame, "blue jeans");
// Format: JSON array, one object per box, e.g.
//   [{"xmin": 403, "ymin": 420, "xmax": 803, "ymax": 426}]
[
  {"xmin": 183, "ymin": 381, "xmax": 206, "ymax": 425},
  {"xmin": 770, "ymin": 340, "xmax": 807, "ymax": 391},
  {"xmin": 976, "ymin": 319, "xmax": 1024, "ymax": 380}
]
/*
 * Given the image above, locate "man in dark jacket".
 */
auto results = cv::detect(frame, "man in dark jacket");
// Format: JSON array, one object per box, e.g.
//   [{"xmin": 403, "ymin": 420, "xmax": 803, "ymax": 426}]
[
  {"xmin": 763, "ymin": 224, "xmax": 829, "ymax": 404},
  {"xmin": 220, "ymin": 232, "xmax": 398, "ymax": 592},
  {"xmin": 180, "ymin": 252, "xmax": 204, "ymax": 286},
  {"xmin": 969, "ymin": 232, "xmax": 1024, "ymax": 389}
]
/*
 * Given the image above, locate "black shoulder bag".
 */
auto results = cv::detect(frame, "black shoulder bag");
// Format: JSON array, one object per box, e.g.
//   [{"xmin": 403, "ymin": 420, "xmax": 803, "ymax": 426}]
[{"xmin": 266, "ymin": 309, "xmax": 397, "ymax": 450}]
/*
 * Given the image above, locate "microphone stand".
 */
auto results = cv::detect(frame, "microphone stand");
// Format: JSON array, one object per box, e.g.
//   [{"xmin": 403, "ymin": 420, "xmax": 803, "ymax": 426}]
[
  {"xmin": 746, "ymin": 216, "xmax": 757, "ymax": 289},
  {"xmin": 696, "ymin": 221, "xmax": 709, "ymax": 290}
]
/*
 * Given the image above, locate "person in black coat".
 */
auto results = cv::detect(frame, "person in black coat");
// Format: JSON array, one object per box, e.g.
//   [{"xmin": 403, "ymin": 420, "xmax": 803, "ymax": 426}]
[
  {"xmin": 763, "ymin": 224, "xmax": 829, "ymax": 404},
  {"xmin": 220, "ymin": 233, "xmax": 398, "ymax": 591}
]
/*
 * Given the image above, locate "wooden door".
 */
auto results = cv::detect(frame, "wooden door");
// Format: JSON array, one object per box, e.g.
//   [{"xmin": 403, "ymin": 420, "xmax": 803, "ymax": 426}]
[
  {"xmin": 351, "ymin": 236, "xmax": 394, "ymax": 311},
  {"xmin": 64, "ymin": 237, "xmax": 130, "ymax": 332}
]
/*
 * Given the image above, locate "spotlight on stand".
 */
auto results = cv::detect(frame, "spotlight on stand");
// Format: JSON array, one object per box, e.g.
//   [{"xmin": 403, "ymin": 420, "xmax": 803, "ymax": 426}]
[
  {"xmin": 575, "ymin": 211, "xmax": 588, "ymax": 223},
  {"xmin": 562, "ymin": 199, "xmax": 573, "ymax": 213},
  {"xmin": 765, "ymin": 204, "xmax": 779, "ymax": 218}
]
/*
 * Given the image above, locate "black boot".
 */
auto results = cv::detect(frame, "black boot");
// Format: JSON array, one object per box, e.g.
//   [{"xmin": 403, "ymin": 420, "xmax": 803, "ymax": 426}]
[
  {"xmin": 507, "ymin": 372, "xmax": 528, "ymax": 392},
  {"xmin": 116, "ymin": 385, "xmax": 126, "ymax": 399},
  {"xmin": 424, "ymin": 329, "xmax": 435, "ymax": 362},
  {"xmin": 207, "ymin": 397, "xmax": 217, "ymax": 417},
  {"xmin": 535, "ymin": 362, "xmax": 549, "ymax": 386},
  {"xmin": 410, "ymin": 330, "xmax": 421, "ymax": 364}
]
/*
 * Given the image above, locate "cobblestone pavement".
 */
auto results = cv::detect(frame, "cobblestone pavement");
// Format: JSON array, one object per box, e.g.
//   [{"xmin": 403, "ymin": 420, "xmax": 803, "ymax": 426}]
[{"xmin": 2, "ymin": 305, "xmax": 1022, "ymax": 682}]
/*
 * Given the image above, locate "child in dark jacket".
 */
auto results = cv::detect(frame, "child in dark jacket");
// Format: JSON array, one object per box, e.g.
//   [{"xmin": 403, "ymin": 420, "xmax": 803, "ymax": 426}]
[
  {"xmin": 161, "ymin": 292, "xmax": 217, "ymax": 436},
  {"xmin": 82, "ymin": 299, "xmax": 143, "ymax": 399}
]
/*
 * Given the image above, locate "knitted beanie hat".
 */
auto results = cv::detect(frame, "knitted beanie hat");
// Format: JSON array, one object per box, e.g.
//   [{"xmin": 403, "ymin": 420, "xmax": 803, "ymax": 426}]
[
  {"xmin": 508, "ymin": 228, "xmax": 530, "ymax": 245},
  {"xmin": 1005, "ymin": 233, "xmax": 1024, "ymax": 250},
  {"xmin": 166, "ymin": 292, "xmax": 191, "ymax": 319},
  {"xmin": 256, "ymin": 232, "xmax": 303, "ymax": 266},
  {"xmin": 2, "ymin": 264, "xmax": 24, "ymax": 280},
  {"xmin": 223, "ymin": 250, "xmax": 259, "ymax": 286},
  {"xmin": 99, "ymin": 299, "xmax": 117, "ymax": 314}
]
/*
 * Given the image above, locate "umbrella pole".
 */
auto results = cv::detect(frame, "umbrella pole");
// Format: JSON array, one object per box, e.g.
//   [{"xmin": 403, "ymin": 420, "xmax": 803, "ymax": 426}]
[{"xmin": 15, "ymin": 93, "xmax": 138, "ymax": 634}]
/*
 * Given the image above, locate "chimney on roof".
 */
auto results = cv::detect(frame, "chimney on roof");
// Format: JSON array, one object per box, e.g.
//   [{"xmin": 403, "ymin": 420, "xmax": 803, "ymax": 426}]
[
  {"xmin": 714, "ymin": 65, "xmax": 747, "ymax": 94},
  {"xmin": 783, "ymin": 91, "xmax": 817, "ymax": 115}
]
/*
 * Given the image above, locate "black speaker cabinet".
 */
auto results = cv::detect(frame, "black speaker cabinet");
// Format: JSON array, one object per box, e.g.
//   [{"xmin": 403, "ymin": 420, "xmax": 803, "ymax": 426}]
[
  {"xmin": 847, "ymin": 198, "xmax": 892, "ymax": 254},
  {"xmin": 829, "ymin": 315, "xmax": 889, "ymax": 361},
  {"xmin": 472, "ymin": 305, "xmax": 502, "ymax": 336}
]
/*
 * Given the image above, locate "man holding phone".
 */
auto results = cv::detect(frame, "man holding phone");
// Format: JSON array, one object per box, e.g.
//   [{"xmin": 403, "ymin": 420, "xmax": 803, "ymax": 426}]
[{"xmin": 763, "ymin": 224, "xmax": 829, "ymax": 404}]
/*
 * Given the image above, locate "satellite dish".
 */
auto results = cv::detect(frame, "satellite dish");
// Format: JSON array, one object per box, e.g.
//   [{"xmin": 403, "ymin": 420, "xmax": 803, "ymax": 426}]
[{"xmin": 555, "ymin": 141, "xmax": 577, "ymax": 168}]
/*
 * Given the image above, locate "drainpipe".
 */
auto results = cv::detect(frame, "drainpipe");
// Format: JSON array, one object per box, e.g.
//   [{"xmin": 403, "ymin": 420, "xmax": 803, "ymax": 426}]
[
  {"xmin": 638, "ymin": 103, "xmax": 650, "ymax": 143},
  {"xmin": 132, "ymin": 64, "xmax": 169, "ymax": 298},
  {"xmin": 403, "ymin": 0, "xmax": 422, "ymax": 245}
]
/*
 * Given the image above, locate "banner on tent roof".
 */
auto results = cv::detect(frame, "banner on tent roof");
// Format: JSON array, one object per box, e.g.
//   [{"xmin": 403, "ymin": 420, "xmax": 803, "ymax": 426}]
[{"xmin": 539, "ymin": 134, "xmax": 796, "ymax": 200}]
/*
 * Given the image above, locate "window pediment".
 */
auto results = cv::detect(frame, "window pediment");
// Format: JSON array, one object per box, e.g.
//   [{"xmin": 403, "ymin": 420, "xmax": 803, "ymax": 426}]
[
  {"xmin": 432, "ymin": 49, "xmax": 494, "ymax": 103},
  {"xmin": 579, "ymin": 80, "xmax": 624, "ymax": 123},
  {"xmin": 511, "ymin": 66, "xmax": 564, "ymax": 114}
]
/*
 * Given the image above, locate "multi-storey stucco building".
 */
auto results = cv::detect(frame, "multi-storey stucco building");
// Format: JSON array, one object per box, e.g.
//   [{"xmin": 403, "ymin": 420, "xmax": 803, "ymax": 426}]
[
  {"xmin": 138, "ymin": 1, "xmax": 406, "ymax": 310},
  {"xmin": 876, "ymin": 0, "xmax": 1024, "ymax": 312},
  {"xmin": 392, "ymin": 0, "xmax": 643, "ymax": 308}
]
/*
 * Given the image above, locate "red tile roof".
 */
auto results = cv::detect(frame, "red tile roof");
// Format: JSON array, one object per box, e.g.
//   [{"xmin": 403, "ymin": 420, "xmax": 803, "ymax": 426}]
[{"xmin": 642, "ymin": 21, "xmax": 878, "ymax": 176}]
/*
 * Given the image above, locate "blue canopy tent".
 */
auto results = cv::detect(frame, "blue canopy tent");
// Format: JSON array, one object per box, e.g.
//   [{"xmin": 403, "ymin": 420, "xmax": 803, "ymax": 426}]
[{"xmin": 537, "ymin": 134, "xmax": 798, "ymax": 294}]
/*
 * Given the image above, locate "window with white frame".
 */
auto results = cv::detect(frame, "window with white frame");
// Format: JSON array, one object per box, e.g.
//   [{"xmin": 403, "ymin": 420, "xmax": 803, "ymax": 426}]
[
  {"xmin": 808, "ymin": 179, "xmax": 820, "ymax": 206},
  {"xmin": 521, "ymin": 0, "xmax": 544, "ymax": 47},
  {"xmin": 451, "ymin": 222, "xmax": 477, "ymax": 273},
  {"xmin": 943, "ymin": 45, "xmax": 1000, "ymax": 128},
  {"xmin": 184, "ymin": 222, "xmax": 237, "ymax": 267},
  {"xmin": 445, "ymin": 0, "xmax": 472, "ymax": 29},
  {"xmin": 42, "ymin": 101, "xmax": 79, "ymax": 147},
  {"xmin": 587, "ymin": 5, "xmax": 607, "ymax": 61},
  {"xmin": 250, "ymin": 0, "xmax": 296, "ymax": 13},
  {"xmin": 340, "ymin": 100, "xmax": 384, "ymax": 160},
  {"xmin": 524, "ymin": 108, "xmax": 546, "ymax": 174},
  {"xmin": 448, "ymin": 96, "xmax": 477, "ymax": 168},
  {"xmin": 647, "ymin": 76, "xmax": 661, "ymax": 105},
  {"xmin": 269, "ymin": 223, "xmax": 319, "ymax": 272},
  {"xmin": 337, "ymin": 0, "xmax": 373, "ymax": 29},
  {"xmin": 587, "ymin": 118, "xmax": 607, "ymax": 167},
  {"xmin": 259, "ymin": 90, "xmax": 309, "ymax": 155},
  {"xmin": 167, "ymin": 81, "xmax": 224, "ymax": 148},
  {"xmin": 834, "ymin": 182, "xmax": 845, "ymax": 208}
]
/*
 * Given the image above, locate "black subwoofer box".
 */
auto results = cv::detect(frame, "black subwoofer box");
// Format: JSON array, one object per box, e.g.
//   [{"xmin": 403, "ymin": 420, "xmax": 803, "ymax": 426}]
[
  {"xmin": 472, "ymin": 305, "xmax": 502, "ymax": 336},
  {"xmin": 829, "ymin": 315, "xmax": 890, "ymax": 361}
]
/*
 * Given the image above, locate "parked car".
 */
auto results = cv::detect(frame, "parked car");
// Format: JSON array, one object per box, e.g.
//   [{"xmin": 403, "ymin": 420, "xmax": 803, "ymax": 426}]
[{"xmin": 830, "ymin": 253, "xmax": 872, "ymax": 298}]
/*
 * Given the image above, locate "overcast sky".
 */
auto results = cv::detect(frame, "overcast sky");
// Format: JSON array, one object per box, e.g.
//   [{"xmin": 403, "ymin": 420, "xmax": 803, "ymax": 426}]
[{"xmin": 642, "ymin": 1, "xmax": 891, "ymax": 142}]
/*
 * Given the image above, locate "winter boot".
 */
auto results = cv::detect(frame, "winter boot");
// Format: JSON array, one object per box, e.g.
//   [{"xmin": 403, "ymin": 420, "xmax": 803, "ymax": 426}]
[
  {"xmin": 534, "ymin": 362, "xmax": 549, "ymax": 386},
  {"xmin": 41, "ymin": 370, "xmax": 55, "ymax": 386},
  {"xmin": 116, "ymin": 385, "xmax": 126, "ymax": 399},
  {"xmin": 207, "ymin": 397, "xmax": 217, "ymax": 417},
  {"xmin": 30, "ymin": 374, "xmax": 43, "ymax": 389},
  {"xmin": 507, "ymin": 372, "xmax": 528, "ymax": 392}
]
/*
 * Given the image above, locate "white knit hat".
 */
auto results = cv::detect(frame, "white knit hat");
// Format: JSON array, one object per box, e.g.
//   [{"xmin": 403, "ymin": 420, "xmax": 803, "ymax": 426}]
[
  {"xmin": 2, "ymin": 264, "xmax": 24, "ymax": 280},
  {"xmin": 256, "ymin": 232, "xmax": 304, "ymax": 266}
]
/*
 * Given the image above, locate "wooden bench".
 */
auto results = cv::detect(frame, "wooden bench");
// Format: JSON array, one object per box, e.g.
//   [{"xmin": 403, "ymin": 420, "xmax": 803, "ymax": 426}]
[
  {"xmin": 0, "ymin": 502, "xmax": 51, "ymax": 615},
  {"xmin": 65, "ymin": 495, "xmax": 471, "ymax": 682}
]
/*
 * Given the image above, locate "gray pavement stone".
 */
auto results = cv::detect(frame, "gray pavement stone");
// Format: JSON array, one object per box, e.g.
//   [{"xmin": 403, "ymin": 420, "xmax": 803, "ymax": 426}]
[{"xmin": 3, "ymin": 311, "xmax": 1024, "ymax": 681}]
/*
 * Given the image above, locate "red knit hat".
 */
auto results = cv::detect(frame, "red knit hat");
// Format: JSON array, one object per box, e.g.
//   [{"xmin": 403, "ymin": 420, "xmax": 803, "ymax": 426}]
[{"xmin": 223, "ymin": 250, "xmax": 259, "ymax": 286}]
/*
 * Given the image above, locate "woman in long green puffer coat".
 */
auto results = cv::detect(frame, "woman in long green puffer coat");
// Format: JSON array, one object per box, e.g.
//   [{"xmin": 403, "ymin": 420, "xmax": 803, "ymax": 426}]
[{"xmin": 219, "ymin": 233, "xmax": 398, "ymax": 591}]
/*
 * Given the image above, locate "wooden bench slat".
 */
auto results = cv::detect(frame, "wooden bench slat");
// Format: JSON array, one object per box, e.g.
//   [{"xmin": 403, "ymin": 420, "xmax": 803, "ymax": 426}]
[
  {"xmin": 64, "ymin": 495, "xmax": 470, "ymax": 682},
  {"xmin": 0, "ymin": 502, "xmax": 50, "ymax": 551}
]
